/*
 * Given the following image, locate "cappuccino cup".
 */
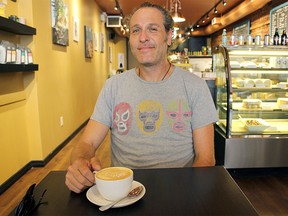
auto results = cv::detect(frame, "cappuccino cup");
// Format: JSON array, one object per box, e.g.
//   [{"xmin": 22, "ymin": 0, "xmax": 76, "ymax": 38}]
[{"xmin": 95, "ymin": 167, "xmax": 133, "ymax": 201}]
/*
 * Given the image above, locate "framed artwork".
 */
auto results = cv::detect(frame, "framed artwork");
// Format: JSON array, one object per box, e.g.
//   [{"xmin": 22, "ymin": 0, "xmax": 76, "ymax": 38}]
[
  {"xmin": 94, "ymin": 32, "xmax": 98, "ymax": 51},
  {"xmin": 73, "ymin": 16, "xmax": 79, "ymax": 42},
  {"xmin": 51, "ymin": 0, "xmax": 69, "ymax": 46},
  {"xmin": 100, "ymin": 32, "xmax": 104, "ymax": 53},
  {"xmin": 84, "ymin": 25, "xmax": 93, "ymax": 58},
  {"xmin": 109, "ymin": 46, "xmax": 112, "ymax": 63}
]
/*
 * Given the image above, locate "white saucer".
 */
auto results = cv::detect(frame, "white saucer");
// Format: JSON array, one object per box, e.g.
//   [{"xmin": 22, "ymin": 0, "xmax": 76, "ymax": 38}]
[{"xmin": 86, "ymin": 180, "xmax": 146, "ymax": 208}]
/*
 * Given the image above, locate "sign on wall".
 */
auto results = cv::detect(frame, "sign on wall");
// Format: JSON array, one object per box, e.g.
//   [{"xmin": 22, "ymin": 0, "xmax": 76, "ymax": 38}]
[
  {"xmin": 270, "ymin": 2, "xmax": 288, "ymax": 36},
  {"xmin": 233, "ymin": 20, "xmax": 250, "ymax": 38}
]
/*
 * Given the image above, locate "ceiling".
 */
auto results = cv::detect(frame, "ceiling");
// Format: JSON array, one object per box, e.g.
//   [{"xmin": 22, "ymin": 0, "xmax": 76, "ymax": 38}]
[{"xmin": 94, "ymin": 0, "xmax": 246, "ymax": 35}]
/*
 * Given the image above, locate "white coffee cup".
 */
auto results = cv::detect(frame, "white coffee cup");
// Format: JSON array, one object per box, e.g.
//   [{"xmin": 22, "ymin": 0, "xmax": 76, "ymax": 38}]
[{"xmin": 95, "ymin": 167, "xmax": 133, "ymax": 201}]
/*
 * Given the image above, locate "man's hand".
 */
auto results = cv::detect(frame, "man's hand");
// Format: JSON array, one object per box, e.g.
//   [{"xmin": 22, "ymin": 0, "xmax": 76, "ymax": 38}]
[{"xmin": 65, "ymin": 157, "xmax": 101, "ymax": 193}]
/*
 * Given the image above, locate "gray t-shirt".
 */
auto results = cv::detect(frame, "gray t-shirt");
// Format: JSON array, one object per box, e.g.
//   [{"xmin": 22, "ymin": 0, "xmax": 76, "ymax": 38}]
[{"xmin": 91, "ymin": 66, "xmax": 218, "ymax": 168}]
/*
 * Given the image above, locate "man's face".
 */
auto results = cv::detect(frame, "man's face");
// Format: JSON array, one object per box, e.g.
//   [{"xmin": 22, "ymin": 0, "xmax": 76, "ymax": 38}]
[{"xmin": 129, "ymin": 7, "xmax": 172, "ymax": 67}]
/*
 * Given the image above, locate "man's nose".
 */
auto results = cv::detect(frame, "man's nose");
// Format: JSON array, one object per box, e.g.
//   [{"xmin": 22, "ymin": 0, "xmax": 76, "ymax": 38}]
[{"xmin": 139, "ymin": 30, "xmax": 149, "ymax": 42}]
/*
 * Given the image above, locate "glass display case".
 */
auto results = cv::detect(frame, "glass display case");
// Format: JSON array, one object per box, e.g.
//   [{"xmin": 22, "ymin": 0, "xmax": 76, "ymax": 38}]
[{"xmin": 213, "ymin": 45, "xmax": 288, "ymax": 168}]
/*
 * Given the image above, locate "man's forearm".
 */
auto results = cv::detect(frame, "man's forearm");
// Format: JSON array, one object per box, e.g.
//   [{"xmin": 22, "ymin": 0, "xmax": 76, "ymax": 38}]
[{"xmin": 70, "ymin": 141, "xmax": 96, "ymax": 164}]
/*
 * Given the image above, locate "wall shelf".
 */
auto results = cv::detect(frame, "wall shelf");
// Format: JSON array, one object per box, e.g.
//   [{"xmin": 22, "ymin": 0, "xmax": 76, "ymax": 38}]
[
  {"xmin": 0, "ymin": 16, "xmax": 36, "ymax": 35},
  {"xmin": 0, "ymin": 64, "xmax": 38, "ymax": 73},
  {"xmin": 0, "ymin": 17, "xmax": 38, "ymax": 73}
]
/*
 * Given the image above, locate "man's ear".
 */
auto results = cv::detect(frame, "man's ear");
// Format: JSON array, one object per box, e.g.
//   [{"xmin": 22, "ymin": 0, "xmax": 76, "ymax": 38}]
[{"xmin": 167, "ymin": 29, "xmax": 173, "ymax": 46}]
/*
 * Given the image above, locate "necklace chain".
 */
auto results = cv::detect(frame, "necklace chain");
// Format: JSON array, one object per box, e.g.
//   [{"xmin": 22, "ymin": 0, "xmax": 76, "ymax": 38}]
[{"xmin": 138, "ymin": 63, "xmax": 172, "ymax": 81}]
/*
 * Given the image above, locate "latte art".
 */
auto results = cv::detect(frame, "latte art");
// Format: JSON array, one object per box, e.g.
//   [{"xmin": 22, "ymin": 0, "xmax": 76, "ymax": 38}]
[{"xmin": 96, "ymin": 167, "xmax": 132, "ymax": 181}]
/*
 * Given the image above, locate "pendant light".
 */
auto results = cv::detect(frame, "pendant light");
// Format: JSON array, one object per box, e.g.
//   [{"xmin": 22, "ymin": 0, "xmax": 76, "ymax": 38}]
[{"xmin": 170, "ymin": 0, "xmax": 186, "ymax": 23}]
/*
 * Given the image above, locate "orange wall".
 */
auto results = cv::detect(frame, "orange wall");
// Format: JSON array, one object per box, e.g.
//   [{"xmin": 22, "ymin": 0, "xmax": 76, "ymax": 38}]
[{"xmin": 0, "ymin": 0, "xmax": 126, "ymax": 185}]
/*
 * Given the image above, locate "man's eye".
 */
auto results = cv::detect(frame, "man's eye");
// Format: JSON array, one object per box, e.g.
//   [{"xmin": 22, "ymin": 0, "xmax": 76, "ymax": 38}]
[
  {"xmin": 132, "ymin": 28, "xmax": 140, "ymax": 34},
  {"xmin": 149, "ymin": 27, "xmax": 158, "ymax": 32}
]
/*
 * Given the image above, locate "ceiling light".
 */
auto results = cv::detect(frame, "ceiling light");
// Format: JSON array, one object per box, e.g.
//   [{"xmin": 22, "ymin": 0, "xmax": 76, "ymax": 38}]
[
  {"xmin": 170, "ymin": 0, "xmax": 186, "ymax": 23},
  {"xmin": 114, "ymin": 6, "xmax": 118, "ymax": 10},
  {"xmin": 206, "ymin": 14, "xmax": 210, "ymax": 20},
  {"xmin": 214, "ymin": 7, "xmax": 218, "ymax": 14},
  {"xmin": 223, "ymin": 0, "xmax": 227, "ymax": 6}
]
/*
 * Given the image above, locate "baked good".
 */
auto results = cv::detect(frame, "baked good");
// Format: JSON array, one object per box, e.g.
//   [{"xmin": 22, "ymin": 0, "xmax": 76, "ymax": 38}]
[
  {"xmin": 240, "ymin": 61, "xmax": 257, "ymax": 68},
  {"xmin": 242, "ymin": 99, "xmax": 262, "ymax": 109},
  {"xmin": 276, "ymin": 98, "xmax": 288, "ymax": 109},
  {"xmin": 236, "ymin": 79, "xmax": 244, "ymax": 87},
  {"xmin": 244, "ymin": 79, "xmax": 254, "ymax": 87},
  {"xmin": 278, "ymin": 82, "xmax": 288, "ymax": 89},
  {"xmin": 254, "ymin": 79, "xmax": 264, "ymax": 87},
  {"xmin": 230, "ymin": 61, "xmax": 241, "ymax": 68},
  {"xmin": 263, "ymin": 79, "xmax": 271, "ymax": 87}
]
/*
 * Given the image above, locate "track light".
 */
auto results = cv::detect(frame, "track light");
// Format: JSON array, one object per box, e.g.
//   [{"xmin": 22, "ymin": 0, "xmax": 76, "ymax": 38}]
[
  {"xmin": 214, "ymin": 7, "xmax": 218, "ymax": 14},
  {"xmin": 223, "ymin": 0, "xmax": 227, "ymax": 6},
  {"xmin": 206, "ymin": 14, "xmax": 210, "ymax": 20}
]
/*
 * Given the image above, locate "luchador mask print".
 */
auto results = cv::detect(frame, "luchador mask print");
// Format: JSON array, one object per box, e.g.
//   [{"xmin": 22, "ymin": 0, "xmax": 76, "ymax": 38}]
[
  {"xmin": 166, "ymin": 99, "xmax": 192, "ymax": 132},
  {"xmin": 113, "ymin": 102, "xmax": 132, "ymax": 135},
  {"xmin": 136, "ymin": 100, "xmax": 163, "ymax": 134}
]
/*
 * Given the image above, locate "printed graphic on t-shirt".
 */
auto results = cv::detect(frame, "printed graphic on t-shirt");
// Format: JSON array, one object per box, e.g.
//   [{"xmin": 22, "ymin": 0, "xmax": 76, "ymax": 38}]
[
  {"xmin": 136, "ymin": 100, "xmax": 163, "ymax": 134},
  {"xmin": 113, "ymin": 102, "xmax": 132, "ymax": 135},
  {"xmin": 166, "ymin": 99, "xmax": 192, "ymax": 133}
]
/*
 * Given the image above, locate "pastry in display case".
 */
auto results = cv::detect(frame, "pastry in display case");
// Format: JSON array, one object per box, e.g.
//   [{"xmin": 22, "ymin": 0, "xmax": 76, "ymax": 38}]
[{"xmin": 213, "ymin": 45, "xmax": 288, "ymax": 169}]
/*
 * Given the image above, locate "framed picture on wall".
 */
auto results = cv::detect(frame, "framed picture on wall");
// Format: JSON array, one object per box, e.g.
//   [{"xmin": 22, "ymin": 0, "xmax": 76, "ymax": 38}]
[
  {"xmin": 73, "ymin": 16, "xmax": 79, "ymax": 42},
  {"xmin": 94, "ymin": 32, "xmax": 98, "ymax": 51},
  {"xmin": 84, "ymin": 25, "xmax": 93, "ymax": 58},
  {"xmin": 100, "ymin": 32, "xmax": 104, "ymax": 53},
  {"xmin": 51, "ymin": 0, "xmax": 69, "ymax": 46},
  {"xmin": 109, "ymin": 46, "xmax": 112, "ymax": 63}
]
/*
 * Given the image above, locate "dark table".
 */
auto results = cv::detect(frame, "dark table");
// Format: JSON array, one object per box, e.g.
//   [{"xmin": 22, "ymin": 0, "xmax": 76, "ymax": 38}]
[{"xmin": 13, "ymin": 166, "xmax": 258, "ymax": 215}]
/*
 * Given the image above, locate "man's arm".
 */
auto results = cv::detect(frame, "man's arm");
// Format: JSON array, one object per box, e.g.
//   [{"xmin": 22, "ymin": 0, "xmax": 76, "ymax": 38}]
[
  {"xmin": 192, "ymin": 123, "xmax": 215, "ymax": 167},
  {"xmin": 65, "ymin": 119, "xmax": 109, "ymax": 193}
]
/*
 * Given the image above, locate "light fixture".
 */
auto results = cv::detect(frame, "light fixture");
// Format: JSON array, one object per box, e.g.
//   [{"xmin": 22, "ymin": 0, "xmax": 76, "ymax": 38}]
[
  {"xmin": 223, "ymin": 0, "xmax": 227, "ymax": 6},
  {"xmin": 173, "ymin": 26, "xmax": 180, "ymax": 31},
  {"xmin": 214, "ymin": 7, "xmax": 218, "ymax": 14},
  {"xmin": 169, "ymin": 0, "xmax": 186, "ymax": 23}
]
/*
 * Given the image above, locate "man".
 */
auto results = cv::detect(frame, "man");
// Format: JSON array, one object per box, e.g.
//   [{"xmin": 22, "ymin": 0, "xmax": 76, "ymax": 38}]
[{"xmin": 65, "ymin": 2, "xmax": 218, "ymax": 193}]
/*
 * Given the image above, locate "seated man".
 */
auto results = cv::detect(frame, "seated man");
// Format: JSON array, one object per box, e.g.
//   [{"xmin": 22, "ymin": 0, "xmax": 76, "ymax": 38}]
[{"xmin": 66, "ymin": 2, "xmax": 218, "ymax": 193}]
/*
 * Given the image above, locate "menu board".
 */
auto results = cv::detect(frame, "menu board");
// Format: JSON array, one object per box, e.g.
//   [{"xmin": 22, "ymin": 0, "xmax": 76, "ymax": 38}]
[
  {"xmin": 233, "ymin": 20, "xmax": 250, "ymax": 37},
  {"xmin": 270, "ymin": 2, "xmax": 288, "ymax": 36}
]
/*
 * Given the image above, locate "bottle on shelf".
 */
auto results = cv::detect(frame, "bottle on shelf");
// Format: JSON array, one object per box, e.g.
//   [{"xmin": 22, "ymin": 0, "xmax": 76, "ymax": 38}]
[
  {"xmin": 222, "ymin": 29, "xmax": 227, "ymax": 45},
  {"xmin": 273, "ymin": 28, "xmax": 280, "ymax": 45},
  {"xmin": 281, "ymin": 29, "xmax": 287, "ymax": 46},
  {"xmin": 230, "ymin": 30, "xmax": 236, "ymax": 45}
]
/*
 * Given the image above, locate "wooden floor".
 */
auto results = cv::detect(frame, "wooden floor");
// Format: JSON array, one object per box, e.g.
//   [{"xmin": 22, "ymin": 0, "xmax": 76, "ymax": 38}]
[{"xmin": 1, "ymin": 127, "xmax": 288, "ymax": 216}]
